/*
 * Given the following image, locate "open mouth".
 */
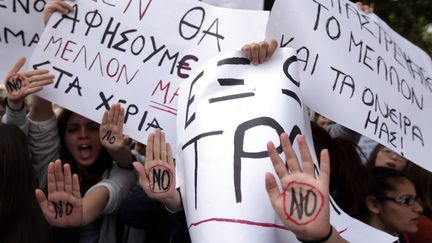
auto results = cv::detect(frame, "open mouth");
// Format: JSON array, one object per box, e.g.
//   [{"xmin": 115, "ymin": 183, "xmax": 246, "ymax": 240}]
[{"xmin": 78, "ymin": 144, "xmax": 92, "ymax": 159}]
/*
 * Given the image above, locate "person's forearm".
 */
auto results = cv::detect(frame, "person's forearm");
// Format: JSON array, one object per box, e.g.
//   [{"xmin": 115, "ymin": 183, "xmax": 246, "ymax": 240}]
[
  {"xmin": 106, "ymin": 145, "xmax": 134, "ymax": 169},
  {"xmin": 3, "ymin": 100, "xmax": 28, "ymax": 134},
  {"xmin": 82, "ymin": 187, "xmax": 109, "ymax": 226},
  {"xmin": 6, "ymin": 98, "xmax": 24, "ymax": 111},
  {"xmin": 29, "ymin": 95, "xmax": 55, "ymax": 122}
]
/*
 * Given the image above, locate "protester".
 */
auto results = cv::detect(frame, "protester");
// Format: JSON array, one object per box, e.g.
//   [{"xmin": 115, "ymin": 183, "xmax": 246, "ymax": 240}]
[
  {"xmin": 0, "ymin": 123, "xmax": 52, "ymax": 243},
  {"xmin": 311, "ymin": 122, "xmax": 367, "ymax": 218},
  {"xmin": 359, "ymin": 167, "xmax": 423, "ymax": 242},
  {"xmin": 366, "ymin": 144, "xmax": 409, "ymax": 172},
  {"xmin": 1, "ymin": 56, "xmax": 54, "ymax": 126},
  {"xmin": 29, "ymin": 100, "xmax": 136, "ymax": 243},
  {"xmin": 266, "ymin": 133, "xmax": 348, "ymax": 243},
  {"xmin": 3, "ymin": 57, "xmax": 136, "ymax": 243},
  {"xmin": 313, "ymin": 113, "xmax": 335, "ymax": 130},
  {"xmin": 404, "ymin": 163, "xmax": 432, "ymax": 242}
]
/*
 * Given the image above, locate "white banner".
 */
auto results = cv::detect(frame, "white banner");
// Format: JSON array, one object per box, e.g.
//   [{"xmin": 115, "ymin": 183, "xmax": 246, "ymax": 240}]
[
  {"xmin": 200, "ymin": 0, "xmax": 264, "ymax": 10},
  {"xmin": 29, "ymin": 0, "xmax": 267, "ymax": 146},
  {"xmin": 266, "ymin": 0, "xmax": 432, "ymax": 172},
  {"xmin": 176, "ymin": 49, "xmax": 395, "ymax": 243},
  {"xmin": 0, "ymin": 0, "xmax": 46, "ymax": 80}
]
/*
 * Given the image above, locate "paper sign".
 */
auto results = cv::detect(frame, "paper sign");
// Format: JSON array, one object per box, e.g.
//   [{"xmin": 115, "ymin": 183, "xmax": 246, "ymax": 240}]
[
  {"xmin": 176, "ymin": 49, "xmax": 396, "ymax": 242},
  {"xmin": 29, "ymin": 0, "xmax": 268, "ymax": 146},
  {"xmin": 266, "ymin": 0, "xmax": 432, "ymax": 172},
  {"xmin": 0, "ymin": 0, "xmax": 45, "ymax": 80}
]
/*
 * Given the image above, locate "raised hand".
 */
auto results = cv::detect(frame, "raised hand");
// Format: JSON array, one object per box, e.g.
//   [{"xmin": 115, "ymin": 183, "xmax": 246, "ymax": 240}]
[
  {"xmin": 242, "ymin": 39, "xmax": 278, "ymax": 65},
  {"xmin": 35, "ymin": 160, "xmax": 83, "ymax": 227},
  {"xmin": 4, "ymin": 57, "xmax": 54, "ymax": 110},
  {"xmin": 133, "ymin": 129, "xmax": 182, "ymax": 211},
  {"xmin": 44, "ymin": 0, "xmax": 75, "ymax": 26},
  {"xmin": 265, "ymin": 134, "xmax": 333, "ymax": 241},
  {"xmin": 100, "ymin": 103, "xmax": 128, "ymax": 151}
]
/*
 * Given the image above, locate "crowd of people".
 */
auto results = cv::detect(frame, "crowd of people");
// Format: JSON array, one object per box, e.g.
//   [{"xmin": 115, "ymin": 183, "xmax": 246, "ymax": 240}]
[{"xmin": 1, "ymin": 0, "xmax": 431, "ymax": 243}]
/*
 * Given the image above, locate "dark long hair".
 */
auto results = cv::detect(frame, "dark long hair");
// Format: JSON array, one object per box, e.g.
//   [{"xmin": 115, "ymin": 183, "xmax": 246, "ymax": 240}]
[
  {"xmin": 358, "ymin": 167, "xmax": 412, "ymax": 222},
  {"xmin": 57, "ymin": 109, "xmax": 112, "ymax": 194},
  {"xmin": 310, "ymin": 122, "xmax": 367, "ymax": 218},
  {"xmin": 0, "ymin": 123, "xmax": 51, "ymax": 243}
]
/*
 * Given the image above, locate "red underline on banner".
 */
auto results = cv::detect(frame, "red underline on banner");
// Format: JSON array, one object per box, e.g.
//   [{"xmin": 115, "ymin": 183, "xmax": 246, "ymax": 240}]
[
  {"xmin": 189, "ymin": 218, "xmax": 288, "ymax": 230},
  {"xmin": 149, "ymin": 105, "xmax": 177, "ymax": 115},
  {"xmin": 150, "ymin": 101, "xmax": 178, "ymax": 111}
]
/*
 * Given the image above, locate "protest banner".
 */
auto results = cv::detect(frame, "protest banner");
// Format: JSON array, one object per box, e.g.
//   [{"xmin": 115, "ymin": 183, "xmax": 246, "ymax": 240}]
[
  {"xmin": 176, "ymin": 48, "xmax": 396, "ymax": 242},
  {"xmin": 29, "ymin": 0, "xmax": 268, "ymax": 146},
  {"xmin": 266, "ymin": 0, "xmax": 432, "ymax": 172},
  {"xmin": 0, "ymin": 0, "xmax": 46, "ymax": 80}
]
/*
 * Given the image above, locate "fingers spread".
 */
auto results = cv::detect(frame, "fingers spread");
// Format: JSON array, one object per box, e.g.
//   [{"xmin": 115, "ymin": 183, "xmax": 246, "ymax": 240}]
[
  {"xmin": 146, "ymin": 133, "xmax": 154, "ymax": 162},
  {"xmin": 265, "ymin": 172, "xmax": 281, "ymax": 207},
  {"xmin": 282, "ymin": 133, "xmax": 301, "ymax": 173},
  {"xmin": 35, "ymin": 188, "xmax": 51, "ymax": 217},
  {"xmin": 118, "ymin": 106, "xmax": 125, "ymax": 129},
  {"xmin": 133, "ymin": 162, "xmax": 150, "ymax": 189},
  {"xmin": 112, "ymin": 103, "xmax": 120, "ymax": 125},
  {"xmin": 63, "ymin": 163, "xmax": 73, "ymax": 194},
  {"xmin": 101, "ymin": 110, "xmax": 108, "ymax": 126},
  {"xmin": 47, "ymin": 162, "xmax": 56, "ymax": 194},
  {"xmin": 166, "ymin": 143, "xmax": 175, "ymax": 168},
  {"xmin": 319, "ymin": 149, "xmax": 330, "ymax": 187},
  {"xmin": 160, "ymin": 131, "xmax": 167, "ymax": 163},
  {"xmin": 267, "ymin": 141, "xmax": 289, "ymax": 181},
  {"xmin": 72, "ymin": 174, "xmax": 81, "ymax": 198},
  {"xmin": 7, "ymin": 57, "xmax": 25, "ymax": 76},
  {"xmin": 297, "ymin": 135, "xmax": 315, "ymax": 176},
  {"xmin": 54, "ymin": 159, "xmax": 65, "ymax": 192},
  {"xmin": 107, "ymin": 104, "xmax": 115, "ymax": 125},
  {"xmin": 22, "ymin": 69, "xmax": 49, "ymax": 78},
  {"xmin": 153, "ymin": 129, "xmax": 161, "ymax": 160}
]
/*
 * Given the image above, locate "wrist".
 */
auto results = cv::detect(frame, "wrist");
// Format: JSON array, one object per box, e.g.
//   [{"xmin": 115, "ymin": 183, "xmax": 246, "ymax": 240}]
[
  {"xmin": 297, "ymin": 226, "xmax": 333, "ymax": 243},
  {"xmin": 161, "ymin": 192, "xmax": 182, "ymax": 212},
  {"xmin": 5, "ymin": 98, "xmax": 25, "ymax": 111}
]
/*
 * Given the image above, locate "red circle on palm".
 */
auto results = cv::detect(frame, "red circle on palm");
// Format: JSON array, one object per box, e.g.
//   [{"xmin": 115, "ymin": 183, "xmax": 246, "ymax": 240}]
[{"xmin": 282, "ymin": 181, "xmax": 325, "ymax": 225}]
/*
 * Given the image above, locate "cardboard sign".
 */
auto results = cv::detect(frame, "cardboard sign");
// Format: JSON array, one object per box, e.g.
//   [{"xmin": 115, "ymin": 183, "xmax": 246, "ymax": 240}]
[
  {"xmin": 0, "ymin": 0, "xmax": 45, "ymax": 80},
  {"xmin": 266, "ymin": 0, "xmax": 432, "ymax": 172},
  {"xmin": 30, "ymin": 0, "xmax": 268, "ymax": 145},
  {"xmin": 176, "ymin": 49, "xmax": 396, "ymax": 242}
]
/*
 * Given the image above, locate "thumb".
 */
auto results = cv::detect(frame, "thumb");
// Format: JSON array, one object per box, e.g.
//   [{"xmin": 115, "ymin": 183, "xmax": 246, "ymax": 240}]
[
  {"xmin": 35, "ymin": 188, "xmax": 51, "ymax": 218},
  {"xmin": 133, "ymin": 162, "xmax": 149, "ymax": 188},
  {"xmin": 265, "ymin": 172, "xmax": 281, "ymax": 207}
]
